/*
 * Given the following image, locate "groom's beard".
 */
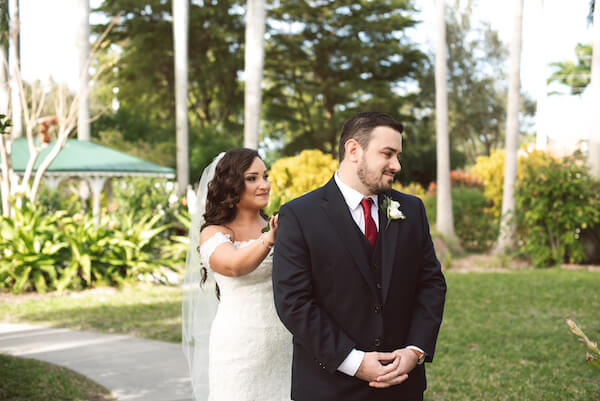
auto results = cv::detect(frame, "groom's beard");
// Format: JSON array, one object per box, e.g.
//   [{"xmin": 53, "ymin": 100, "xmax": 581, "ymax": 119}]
[{"xmin": 357, "ymin": 158, "xmax": 394, "ymax": 195}]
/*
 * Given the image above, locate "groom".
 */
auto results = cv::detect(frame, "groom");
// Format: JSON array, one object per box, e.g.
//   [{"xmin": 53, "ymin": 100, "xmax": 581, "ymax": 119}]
[{"xmin": 273, "ymin": 112, "xmax": 446, "ymax": 401}]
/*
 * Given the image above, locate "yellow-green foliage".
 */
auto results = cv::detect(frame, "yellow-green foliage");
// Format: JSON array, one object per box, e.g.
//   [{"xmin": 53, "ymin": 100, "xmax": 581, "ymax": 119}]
[
  {"xmin": 471, "ymin": 149, "xmax": 550, "ymax": 218},
  {"xmin": 267, "ymin": 149, "xmax": 338, "ymax": 214},
  {"xmin": 471, "ymin": 149, "xmax": 505, "ymax": 218},
  {"xmin": 392, "ymin": 182, "xmax": 426, "ymax": 201}
]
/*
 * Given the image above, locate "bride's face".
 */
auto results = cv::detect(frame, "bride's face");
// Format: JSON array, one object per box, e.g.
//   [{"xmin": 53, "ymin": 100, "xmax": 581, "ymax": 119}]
[{"xmin": 237, "ymin": 157, "xmax": 270, "ymax": 210}]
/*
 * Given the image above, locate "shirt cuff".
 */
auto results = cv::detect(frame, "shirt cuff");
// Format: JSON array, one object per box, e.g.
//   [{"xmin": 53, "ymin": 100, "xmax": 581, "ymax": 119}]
[
  {"xmin": 337, "ymin": 349, "xmax": 365, "ymax": 376},
  {"xmin": 406, "ymin": 345, "xmax": 425, "ymax": 355}
]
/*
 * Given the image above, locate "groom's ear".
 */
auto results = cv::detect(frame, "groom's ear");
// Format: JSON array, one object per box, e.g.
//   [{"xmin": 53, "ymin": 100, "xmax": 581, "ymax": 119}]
[{"xmin": 344, "ymin": 139, "xmax": 362, "ymax": 164}]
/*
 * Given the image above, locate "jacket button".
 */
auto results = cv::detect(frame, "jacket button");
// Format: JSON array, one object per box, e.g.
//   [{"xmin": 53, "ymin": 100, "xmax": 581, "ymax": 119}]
[
  {"xmin": 374, "ymin": 338, "xmax": 382, "ymax": 347},
  {"xmin": 376, "ymin": 283, "xmax": 382, "ymax": 289}
]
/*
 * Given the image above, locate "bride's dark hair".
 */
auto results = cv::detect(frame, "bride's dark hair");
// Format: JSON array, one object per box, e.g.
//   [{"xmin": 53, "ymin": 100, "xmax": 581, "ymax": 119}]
[
  {"xmin": 201, "ymin": 148, "xmax": 268, "ymax": 231},
  {"xmin": 199, "ymin": 148, "xmax": 269, "ymax": 299}
]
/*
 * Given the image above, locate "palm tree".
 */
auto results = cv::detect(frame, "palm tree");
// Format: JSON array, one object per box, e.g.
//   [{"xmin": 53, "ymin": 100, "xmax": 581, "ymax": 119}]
[
  {"xmin": 0, "ymin": 1, "xmax": 9, "ymax": 114},
  {"xmin": 435, "ymin": 0, "xmax": 457, "ymax": 242},
  {"xmin": 243, "ymin": 0, "xmax": 266, "ymax": 150},
  {"xmin": 172, "ymin": 0, "xmax": 189, "ymax": 194},
  {"xmin": 8, "ymin": 0, "xmax": 21, "ymax": 137},
  {"xmin": 495, "ymin": 0, "xmax": 524, "ymax": 253},
  {"xmin": 589, "ymin": 0, "xmax": 600, "ymax": 178},
  {"xmin": 76, "ymin": 0, "xmax": 90, "ymax": 141}
]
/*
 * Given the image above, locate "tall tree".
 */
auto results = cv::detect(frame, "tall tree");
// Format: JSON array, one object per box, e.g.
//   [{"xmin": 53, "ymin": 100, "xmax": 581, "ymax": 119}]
[
  {"xmin": 93, "ymin": 1, "xmax": 245, "ymax": 181},
  {"xmin": 445, "ymin": 0, "xmax": 519, "ymax": 161},
  {"xmin": 435, "ymin": 0, "xmax": 456, "ymax": 241},
  {"xmin": 243, "ymin": 0, "xmax": 265, "ymax": 150},
  {"xmin": 548, "ymin": 43, "xmax": 592, "ymax": 95},
  {"xmin": 264, "ymin": 0, "xmax": 426, "ymax": 156},
  {"xmin": 0, "ymin": 22, "xmax": 115, "ymax": 216},
  {"xmin": 0, "ymin": 0, "xmax": 8, "ymax": 114},
  {"xmin": 76, "ymin": 0, "xmax": 90, "ymax": 141},
  {"xmin": 496, "ymin": 0, "xmax": 524, "ymax": 253},
  {"xmin": 8, "ymin": 0, "xmax": 20, "ymax": 137},
  {"xmin": 590, "ymin": 0, "xmax": 600, "ymax": 178},
  {"xmin": 172, "ymin": 0, "xmax": 189, "ymax": 193}
]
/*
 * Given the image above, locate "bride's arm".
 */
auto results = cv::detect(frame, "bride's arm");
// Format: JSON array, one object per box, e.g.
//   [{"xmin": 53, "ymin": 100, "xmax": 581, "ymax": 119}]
[{"xmin": 199, "ymin": 216, "xmax": 278, "ymax": 277}]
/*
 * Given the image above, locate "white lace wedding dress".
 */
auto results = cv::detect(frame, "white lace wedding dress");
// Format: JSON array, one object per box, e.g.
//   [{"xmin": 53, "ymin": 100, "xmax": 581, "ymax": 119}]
[{"xmin": 199, "ymin": 232, "xmax": 292, "ymax": 401}]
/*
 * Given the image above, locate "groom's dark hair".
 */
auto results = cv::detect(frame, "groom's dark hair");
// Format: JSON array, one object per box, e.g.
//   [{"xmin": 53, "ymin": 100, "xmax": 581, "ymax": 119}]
[{"xmin": 338, "ymin": 112, "xmax": 404, "ymax": 161}]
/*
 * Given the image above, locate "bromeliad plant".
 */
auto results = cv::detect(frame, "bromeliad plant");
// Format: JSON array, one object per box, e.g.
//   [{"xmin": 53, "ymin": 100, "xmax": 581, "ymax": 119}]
[
  {"xmin": 566, "ymin": 319, "xmax": 600, "ymax": 373},
  {"xmin": 0, "ymin": 203, "xmax": 178, "ymax": 293},
  {"xmin": 0, "ymin": 203, "xmax": 70, "ymax": 293}
]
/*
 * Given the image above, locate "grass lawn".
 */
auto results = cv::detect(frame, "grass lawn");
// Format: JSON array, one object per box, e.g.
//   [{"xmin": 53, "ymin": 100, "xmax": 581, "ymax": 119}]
[
  {"xmin": 0, "ymin": 285, "xmax": 183, "ymax": 343},
  {"xmin": 1, "ymin": 269, "xmax": 599, "ymax": 400},
  {"xmin": 0, "ymin": 354, "xmax": 116, "ymax": 401}
]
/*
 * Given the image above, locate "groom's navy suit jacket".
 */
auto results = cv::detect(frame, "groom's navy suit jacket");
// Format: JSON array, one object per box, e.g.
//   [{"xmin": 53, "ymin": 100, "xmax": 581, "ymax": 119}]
[{"xmin": 273, "ymin": 177, "xmax": 446, "ymax": 401}]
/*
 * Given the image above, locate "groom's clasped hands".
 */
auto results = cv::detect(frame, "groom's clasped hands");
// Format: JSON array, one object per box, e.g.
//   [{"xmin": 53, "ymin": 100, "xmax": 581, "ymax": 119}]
[{"xmin": 355, "ymin": 349, "xmax": 419, "ymax": 389}]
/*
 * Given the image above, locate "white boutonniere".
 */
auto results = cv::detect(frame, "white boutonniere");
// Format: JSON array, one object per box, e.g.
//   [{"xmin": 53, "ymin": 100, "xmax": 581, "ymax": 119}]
[{"xmin": 381, "ymin": 195, "xmax": 405, "ymax": 229}]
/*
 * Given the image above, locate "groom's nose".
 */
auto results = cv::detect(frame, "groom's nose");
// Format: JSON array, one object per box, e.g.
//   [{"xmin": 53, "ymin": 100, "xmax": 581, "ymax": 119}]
[{"xmin": 389, "ymin": 156, "xmax": 401, "ymax": 173}]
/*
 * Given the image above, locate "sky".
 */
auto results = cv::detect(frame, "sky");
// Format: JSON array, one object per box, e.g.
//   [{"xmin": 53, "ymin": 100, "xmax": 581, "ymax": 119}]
[{"xmin": 18, "ymin": 0, "xmax": 595, "ymax": 142}]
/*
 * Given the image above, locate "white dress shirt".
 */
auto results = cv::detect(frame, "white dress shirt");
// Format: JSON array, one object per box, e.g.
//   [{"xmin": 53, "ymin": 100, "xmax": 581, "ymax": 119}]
[{"xmin": 333, "ymin": 172, "xmax": 424, "ymax": 376}]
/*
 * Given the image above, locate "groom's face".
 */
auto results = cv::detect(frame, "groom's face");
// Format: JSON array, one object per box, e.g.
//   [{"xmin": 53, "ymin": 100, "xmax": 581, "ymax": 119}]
[{"xmin": 357, "ymin": 126, "xmax": 402, "ymax": 195}]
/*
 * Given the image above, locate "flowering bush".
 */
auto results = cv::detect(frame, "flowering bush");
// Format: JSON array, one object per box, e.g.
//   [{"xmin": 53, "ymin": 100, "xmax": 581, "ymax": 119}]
[
  {"xmin": 471, "ymin": 149, "xmax": 549, "ymax": 218},
  {"xmin": 392, "ymin": 182, "xmax": 426, "ymax": 201},
  {"xmin": 515, "ymin": 152, "xmax": 600, "ymax": 267},
  {"xmin": 267, "ymin": 149, "xmax": 338, "ymax": 214},
  {"xmin": 450, "ymin": 170, "xmax": 483, "ymax": 188},
  {"xmin": 471, "ymin": 149, "xmax": 506, "ymax": 218}
]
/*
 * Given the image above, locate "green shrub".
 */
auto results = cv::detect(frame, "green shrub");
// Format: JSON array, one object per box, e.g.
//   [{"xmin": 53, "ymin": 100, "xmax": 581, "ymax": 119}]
[
  {"xmin": 36, "ymin": 180, "xmax": 83, "ymax": 214},
  {"xmin": 0, "ymin": 204, "xmax": 178, "ymax": 293},
  {"xmin": 471, "ymin": 149, "xmax": 551, "ymax": 218},
  {"xmin": 111, "ymin": 177, "xmax": 182, "ymax": 225},
  {"xmin": 0, "ymin": 204, "xmax": 69, "ymax": 293},
  {"xmin": 424, "ymin": 187, "xmax": 498, "ymax": 252},
  {"xmin": 515, "ymin": 152, "xmax": 600, "ymax": 267},
  {"xmin": 267, "ymin": 149, "xmax": 338, "ymax": 215}
]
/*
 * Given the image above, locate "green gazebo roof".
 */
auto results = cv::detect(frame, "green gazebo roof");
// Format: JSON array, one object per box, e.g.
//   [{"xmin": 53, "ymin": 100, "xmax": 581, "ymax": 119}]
[{"xmin": 5, "ymin": 138, "xmax": 175, "ymax": 178}]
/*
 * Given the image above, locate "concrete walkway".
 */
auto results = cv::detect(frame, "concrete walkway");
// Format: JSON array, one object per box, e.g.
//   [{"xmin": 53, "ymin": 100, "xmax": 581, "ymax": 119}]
[{"xmin": 0, "ymin": 323, "xmax": 198, "ymax": 401}]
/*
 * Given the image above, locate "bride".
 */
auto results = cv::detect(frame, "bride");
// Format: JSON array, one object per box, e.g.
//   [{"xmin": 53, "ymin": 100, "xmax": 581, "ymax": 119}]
[{"xmin": 182, "ymin": 148, "xmax": 292, "ymax": 401}]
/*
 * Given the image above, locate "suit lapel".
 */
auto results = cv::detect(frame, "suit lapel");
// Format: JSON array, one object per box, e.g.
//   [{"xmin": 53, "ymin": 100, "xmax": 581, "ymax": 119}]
[
  {"xmin": 321, "ymin": 178, "xmax": 378, "ymax": 299},
  {"xmin": 379, "ymin": 192, "xmax": 400, "ymax": 304}
]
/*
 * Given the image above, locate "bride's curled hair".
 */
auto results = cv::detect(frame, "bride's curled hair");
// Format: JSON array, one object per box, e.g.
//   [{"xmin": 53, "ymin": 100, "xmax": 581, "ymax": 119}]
[{"xmin": 201, "ymin": 148, "xmax": 267, "ymax": 230}]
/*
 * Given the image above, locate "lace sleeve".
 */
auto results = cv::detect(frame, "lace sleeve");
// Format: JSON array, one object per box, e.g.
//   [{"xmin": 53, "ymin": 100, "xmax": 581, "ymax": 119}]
[{"xmin": 199, "ymin": 232, "xmax": 232, "ymax": 271}]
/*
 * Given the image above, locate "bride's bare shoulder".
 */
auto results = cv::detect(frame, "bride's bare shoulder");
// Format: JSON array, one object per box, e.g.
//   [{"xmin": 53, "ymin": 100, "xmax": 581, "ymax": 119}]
[{"xmin": 200, "ymin": 225, "xmax": 235, "ymax": 244}]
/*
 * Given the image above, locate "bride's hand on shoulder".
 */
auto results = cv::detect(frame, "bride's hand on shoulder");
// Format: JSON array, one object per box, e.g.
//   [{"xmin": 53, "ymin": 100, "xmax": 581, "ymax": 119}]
[{"xmin": 263, "ymin": 214, "xmax": 278, "ymax": 246}]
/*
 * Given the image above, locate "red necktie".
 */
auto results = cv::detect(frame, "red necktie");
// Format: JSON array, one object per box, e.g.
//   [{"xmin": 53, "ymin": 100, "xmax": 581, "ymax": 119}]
[{"xmin": 360, "ymin": 198, "xmax": 377, "ymax": 247}]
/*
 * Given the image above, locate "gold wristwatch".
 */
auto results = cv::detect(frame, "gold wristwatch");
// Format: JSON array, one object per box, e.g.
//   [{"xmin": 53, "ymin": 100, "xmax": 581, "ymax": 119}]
[{"xmin": 410, "ymin": 348, "xmax": 425, "ymax": 365}]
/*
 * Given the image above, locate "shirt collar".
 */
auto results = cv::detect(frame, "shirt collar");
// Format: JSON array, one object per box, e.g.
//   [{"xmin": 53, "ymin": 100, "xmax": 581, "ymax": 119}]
[{"xmin": 334, "ymin": 171, "xmax": 378, "ymax": 211}]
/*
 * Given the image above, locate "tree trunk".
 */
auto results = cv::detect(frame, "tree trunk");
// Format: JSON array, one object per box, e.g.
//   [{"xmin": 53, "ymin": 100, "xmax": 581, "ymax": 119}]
[
  {"xmin": 0, "ymin": 132, "xmax": 10, "ymax": 216},
  {"xmin": 495, "ymin": 0, "xmax": 524, "ymax": 253},
  {"xmin": 435, "ymin": 0, "xmax": 456, "ymax": 242},
  {"xmin": 589, "ymin": 0, "xmax": 600, "ymax": 178},
  {"xmin": 0, "ymin": 1, "xmax": 9, "ymax": 115},
  {"xmin": 76, "ymin": 0, "xmax": 90, "ymax": 141},
  {"xmin": 8, "ymin": 0, "xmax": 21, "ymax": 137},
  {"xmin": 173, "ymin": 0, "xmax": 189, "ymax": 194},
  {"xmin": 534, "ymin": 0, "xmax": 548, "ymax": 151},
  {"xmin": 243, "ymin": 0, "xmax": 266, "ymax": 150}
]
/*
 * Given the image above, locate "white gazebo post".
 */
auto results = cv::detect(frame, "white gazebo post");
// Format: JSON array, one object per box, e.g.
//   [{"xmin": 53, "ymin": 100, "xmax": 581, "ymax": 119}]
[
  {"xmin": 44, "ymin": 176, "xmax": 62, "ymax": 190},
  {"xmin": 89, "ymin": 176, "xmax": 106, "ymax": 227}
]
